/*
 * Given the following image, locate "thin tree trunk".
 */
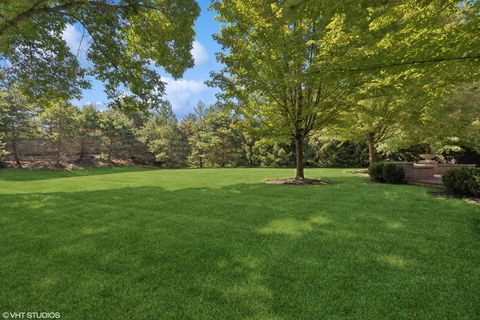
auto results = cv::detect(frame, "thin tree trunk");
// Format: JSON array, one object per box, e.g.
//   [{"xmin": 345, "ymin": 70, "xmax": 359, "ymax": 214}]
[
  {"xmin": 367, "ymin": 138, "xmax": 377, "ymax": 164},
  {"xmin": 12, "ymin": 138, "xmax": 22, "ymax": 168},
  {"xmin": 78, "ymin": 142, "xmax": 85, "ymax": 162},
  {"xmin": 248, "ymin": 142, "xmax": 254, "ymax": 166},
  {"xmin": 295, "ymin": 137, "xmax": 304, "ymax": 180},
  {"xmin": 55, "ymin": 140, "xmax": 62, "ymax": 165}
]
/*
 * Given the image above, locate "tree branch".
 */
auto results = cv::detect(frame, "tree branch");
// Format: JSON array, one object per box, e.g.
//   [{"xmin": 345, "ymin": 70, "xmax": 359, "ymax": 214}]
[
  {"xmin": 332, "ymin": 54, "xmax": 480, "ymax": 73},
  {"xmin": 0, "ymin": 1, "xmax": 160, "ymax": 36}
]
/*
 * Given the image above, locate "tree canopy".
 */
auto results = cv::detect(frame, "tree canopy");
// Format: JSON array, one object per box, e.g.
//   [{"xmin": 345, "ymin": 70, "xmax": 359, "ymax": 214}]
[
  {"xmin": 211, "ymin": 0, "xmax": 480, "ymax": 179},
  {"xmin": 0, "ymin": 0, "xmax": 200, "ymax": 103}
]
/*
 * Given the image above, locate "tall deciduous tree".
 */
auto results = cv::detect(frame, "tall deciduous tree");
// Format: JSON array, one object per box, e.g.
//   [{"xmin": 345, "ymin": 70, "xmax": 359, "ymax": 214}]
[
  {"xmin": 383, "ymin": 81, "xmax": 480, "ymax": 156},
  {"xmin": 328, "ymin": 89, "xmax": 416, "ymax": 164},
  {"xmin": 443, "ymin": 83, "xmax": 480, "ymax": 153},
  {"xmin": 211, "ymin": 0, "xmax": 480, "ymax": 179},
  {"xmin": 0, "ymin": 0, "xmax": 199, "ymax": 103},
  {"xmin": 211, "ymin": 1, "xmax": 359, "ymax": 179}
]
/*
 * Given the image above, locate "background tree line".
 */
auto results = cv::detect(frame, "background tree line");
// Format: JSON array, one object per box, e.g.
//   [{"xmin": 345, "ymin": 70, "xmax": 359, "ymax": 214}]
[
  {"xmin": 1, "ymin": 82, "xmax": 479, "ymax": 169},
  {"xmin": 1, "ymin": 1, "xmax": 479, "ymax": 177},
  {"xmin": 0, "ymin": 88, "xmax": 365, "ymax": 168}
]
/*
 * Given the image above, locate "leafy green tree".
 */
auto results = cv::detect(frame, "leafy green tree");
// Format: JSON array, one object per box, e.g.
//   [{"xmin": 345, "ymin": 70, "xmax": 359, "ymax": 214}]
[
  {"xmin": 211, "ymin": 1, "xmax": 371, "ymax": 179},
  {"xmin": 233, "ymin": 99, "xmax": 270, "ymax": 167},
  {"xmin": 306, "ymin": 137, "xmax": 368, "ymax": 168},
  {"xmin": 287, "ymin": 1, "xmax": 480, "ymax": 73},
  {"xmin": 184, "ymin": 102, "xmax": 209, "ymax": 168},
  {"xmin": 99, "ymin": 109, "xmax": 135, "ymax": 161},
  {"xmin": 179, "ymin": 116, "xmax": 195, "ymax": 161},
  {"xmin": 184, "ymin": 102, "xmax": 242, "ymax": 167},
  {"xmin": 0, "ymin": 134, "xmax": 8, "ymax": 163},
  {"xmin": 40, "ymin": 102, "xmax": 80, "ymax": 164},
  {"xmin": 137, "ymin": 102, "xmax": 188, "ymax": 168},
  {"xmin": 253, "ymin": 139, "xmax": 292, "ymax": 168},
  {"xmin": 0, "ymin": 0, "xmax": 199, "ymax": 103},
  {"xmin": 433, "ymin": 82, "xmax": 480, "ymax": 154},
  {"xmin": 77, "ymin": 104, "xmax": 101, "ymax": 162},
  {"xmin": 203, "ymin": 105, "xmax": 242, "ymax": 167},
  {"xmin": 378, "ymin": 82, "xmax": 480, "ymax": 157},
  {"xmin": 329, "ymin": 95, "xmax": 415, "ymax": 164},
  {"xmin": 211, "ymin": 0, "xmax": 480, "ymax": 179},
  {"xmin": 0, "ymin": 88, "xmax": 38, "ymax": 167}
]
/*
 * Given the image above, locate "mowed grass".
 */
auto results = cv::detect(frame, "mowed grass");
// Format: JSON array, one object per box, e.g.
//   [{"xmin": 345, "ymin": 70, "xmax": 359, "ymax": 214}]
[{"xmin": 0, "ymin": 167, "xmax": 479, "ymax": 320}]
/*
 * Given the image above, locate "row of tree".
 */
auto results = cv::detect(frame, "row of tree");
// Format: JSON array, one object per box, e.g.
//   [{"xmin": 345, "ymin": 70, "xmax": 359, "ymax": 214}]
[
  {"xmin": 0, "ymin": 89, "xmax": 371, "ymax": 168},
  {"xmin": 1, "ymin": 1, "xmax": 479, "ymax": 178},
  {"xmin": 211, "ymin": 0, "xmax": 480, "ymax": 178},
  {"xmin": 1, "ymin": 82, "xmax": 478, "ymax": 169}
]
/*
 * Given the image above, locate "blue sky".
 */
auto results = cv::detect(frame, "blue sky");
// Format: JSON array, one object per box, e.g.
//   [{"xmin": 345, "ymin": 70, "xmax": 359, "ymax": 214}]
[{"xmin": 63, "ymin": 0, "xmax": 222, "ymax": 118}]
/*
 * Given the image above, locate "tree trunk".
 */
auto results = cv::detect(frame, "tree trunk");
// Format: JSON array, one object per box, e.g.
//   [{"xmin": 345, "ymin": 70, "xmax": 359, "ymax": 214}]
[
  {"xmin": 78, "ymin": 143, "xmax": 85, "ymax": 162},
  {"xmin": 56, "ymin": 140, "xmax": 62, "ymax": 165},
  {"xmin": 248, "ymin": 142, "xmax": 255, "ymax": 167},
  {"xmin": 367, "ymin": 139, "xmax": 377, "ymax": 164},
  {"xmin": 295, "ymin": 137, "xmax": 304, "ymax": 180},
  {"xmin": 12, "ymin": 138, "xmax": 22, "ymax": 168}
]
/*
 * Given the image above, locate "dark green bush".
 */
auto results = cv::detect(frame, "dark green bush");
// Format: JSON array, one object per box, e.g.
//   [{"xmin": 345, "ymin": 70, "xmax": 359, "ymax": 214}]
[
  {"xmin": 382, "ymin": 163, "xmax": 406, "ymax": 184},
  {"xmin": 368, "ymin": 162, "xmax": 385, "ymax": 182},
  {"xmin": 368, "ymin": 162, "xmax": 406, "ymax": 184},
  {"xmin": 442, "ymin": 168, "xmax": 480, "ymax": 197}
]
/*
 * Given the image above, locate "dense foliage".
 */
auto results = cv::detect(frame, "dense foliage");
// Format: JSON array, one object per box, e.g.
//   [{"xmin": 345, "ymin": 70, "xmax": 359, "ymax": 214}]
[
  {"xmin": 0, "ymin": 1, "xmax": 479, "ymax": 175},
  {"xmin": 442, "ymin": 168, "xmax": 480, "ymax": 197},
  {"xmin": 210, "ymin": 0, "xmax": 480, "ymax": 178},
  {"xmin": 368, "ymin": 162, "xmax": 385, "ymax": 182},
  {"xmin": 0, "ymin": 135, "xmax": 7, "ymax": 162},
  {"xmin": 0, "ymin": 92, "xmax": 316, "ymax": 168},
  {"xmin": 0, "ymin": 88, "xmax": 478, "ymax": 170},
  {"xmin": 368, "ymin": 162, "xmax": 406, "ymax": 184},
  {"xmin": 0, "ymin": 0, "xmax": 199, "ymax": 103}
]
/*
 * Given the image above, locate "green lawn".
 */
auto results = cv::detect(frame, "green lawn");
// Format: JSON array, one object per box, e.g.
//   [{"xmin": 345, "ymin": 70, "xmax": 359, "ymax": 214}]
[{"xmin": 0, "ymin": 168, "xmax": 479, "ymax": 319}]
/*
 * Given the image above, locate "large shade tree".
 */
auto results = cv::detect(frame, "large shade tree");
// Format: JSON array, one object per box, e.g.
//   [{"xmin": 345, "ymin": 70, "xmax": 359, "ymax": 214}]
[
  {"xmin": 383, "ymin": 81, "xmax": 480, "ymax": 156},
  {"xmin": 211, "ymin": 0, "xmax": 480, "ymax": 179},
  {"xmin": 0, "ymin": 0, "xmax": 199, "ymax": 103},
  {"xmin": 211, "ymin": 1, "xmax": 362, "ymax": 179}
]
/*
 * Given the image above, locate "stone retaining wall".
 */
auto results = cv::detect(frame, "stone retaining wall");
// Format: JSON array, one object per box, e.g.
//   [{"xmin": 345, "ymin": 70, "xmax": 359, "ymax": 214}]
[{"xmin": 393, "ymin": 162, "xmax": 477, "ymax": 182}]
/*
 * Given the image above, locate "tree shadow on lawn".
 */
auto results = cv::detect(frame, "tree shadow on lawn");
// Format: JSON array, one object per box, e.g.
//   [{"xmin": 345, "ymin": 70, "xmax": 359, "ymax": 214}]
[
  {"xmin": 0, "ymin": 166, "xmax": 155, "ymax": 181},
  {"xmin": 0, "ymin": 183, "xmax": 479, "ymax": 319}
]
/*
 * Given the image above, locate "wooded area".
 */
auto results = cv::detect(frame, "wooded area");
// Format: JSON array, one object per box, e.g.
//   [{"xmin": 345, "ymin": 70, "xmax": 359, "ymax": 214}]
[{"xmin": 0, "ymin": 0, "xmax": 479, "ymax": 175}]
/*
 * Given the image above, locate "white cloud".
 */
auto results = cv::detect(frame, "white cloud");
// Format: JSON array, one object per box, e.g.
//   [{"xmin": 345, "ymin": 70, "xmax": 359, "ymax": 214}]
[
  {"xmin": 191, "ymin": 40, "xmax": 209, "ymax": 66},
  {"xmin": 62, "ymin": 24, "xmax": 89, "ymax": 60},
  {"xmin": 62, "ymin": 24, "xmax": 81, "ymax": 53},
  {"xmin": 163, "ymin": 77, "xmax": 216, "ymax": 116}
]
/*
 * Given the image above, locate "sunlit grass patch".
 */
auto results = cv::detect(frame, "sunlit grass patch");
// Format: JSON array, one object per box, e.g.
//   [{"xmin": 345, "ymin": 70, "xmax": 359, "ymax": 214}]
[{"xmin": 0, "ymin": 167, "xmax": 479, "ymax": 319}]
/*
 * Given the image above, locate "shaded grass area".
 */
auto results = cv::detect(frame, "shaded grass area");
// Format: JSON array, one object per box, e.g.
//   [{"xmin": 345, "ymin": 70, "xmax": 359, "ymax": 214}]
[{"xmin": 0, "ymin": 168, "xmax": 479, "ymax": 319}]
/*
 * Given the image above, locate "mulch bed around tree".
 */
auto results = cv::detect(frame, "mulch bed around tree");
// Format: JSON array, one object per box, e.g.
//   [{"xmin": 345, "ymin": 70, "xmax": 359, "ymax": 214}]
[{"xmin": 264, "ymin": 178, "xmax": 330, "ymax": 185}]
